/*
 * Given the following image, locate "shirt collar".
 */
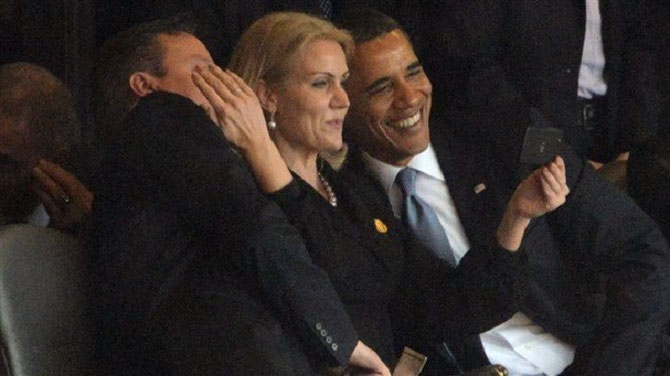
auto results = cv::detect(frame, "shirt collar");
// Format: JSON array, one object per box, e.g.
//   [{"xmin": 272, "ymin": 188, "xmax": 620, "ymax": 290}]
[
  {"xmin": 361, "ymin": 143, "xmax": 445, "ymax": 195},
  {"xmin": 408, "ymin": 144, "xmax": 445, "ymax": 182}
]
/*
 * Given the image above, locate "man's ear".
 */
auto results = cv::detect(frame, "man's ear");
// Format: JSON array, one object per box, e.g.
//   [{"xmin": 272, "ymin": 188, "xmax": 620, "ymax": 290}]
[
  {"xmin": 256, "ymin": 79, "xmax": 278, "ymax": 114},
  {"xmin": 129, "ymin": 72, "xmax": 159, "ymax": 97}
]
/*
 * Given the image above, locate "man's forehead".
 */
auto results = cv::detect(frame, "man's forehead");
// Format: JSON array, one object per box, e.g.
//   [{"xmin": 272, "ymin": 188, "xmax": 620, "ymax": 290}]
[
  {"xmin": 350, "ymin": 30, "xmax": 417, "ymax": 83},
  {"xmin": 158, "ymin": 33, "xmax": 212, "ymax": 60},
  {"xmin": 157, "ymin": 31, "xmax": 195, "ymax": 44}
]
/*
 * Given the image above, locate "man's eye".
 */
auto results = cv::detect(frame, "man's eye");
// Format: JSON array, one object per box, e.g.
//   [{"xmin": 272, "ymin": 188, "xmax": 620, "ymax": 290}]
[
  {"xmin": 312, "ymin": 81, "xmax": 328, "ymax": 88},
  {"xmin": 407, "ymin": 67, "xmax": 423, "ymax": 77},
  {"xmin": 371, "ymin": 85, "xmax": 393, "ymax": 97}
]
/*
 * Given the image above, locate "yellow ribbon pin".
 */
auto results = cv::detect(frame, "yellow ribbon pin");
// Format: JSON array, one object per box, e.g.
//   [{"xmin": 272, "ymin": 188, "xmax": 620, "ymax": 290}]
[{"xmin": 374, "ymin": 218, "xmax": 388, "ymax": 234}]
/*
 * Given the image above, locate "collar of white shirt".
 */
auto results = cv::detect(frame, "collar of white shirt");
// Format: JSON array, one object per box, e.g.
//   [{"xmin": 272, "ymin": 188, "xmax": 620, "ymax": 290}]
[{"xmin": 361, "ymin": 143, "xmax": 445, "ymax": 195}]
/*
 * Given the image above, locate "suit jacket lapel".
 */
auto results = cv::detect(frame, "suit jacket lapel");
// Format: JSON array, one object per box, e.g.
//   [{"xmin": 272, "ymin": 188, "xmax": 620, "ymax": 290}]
[
  {"xmin": 329, "ymin": 163, "xmax": 404, "ymax": 274},
  {"xmin": 431, "ymin": 126, "xmax": 483, "ymax": 245}
]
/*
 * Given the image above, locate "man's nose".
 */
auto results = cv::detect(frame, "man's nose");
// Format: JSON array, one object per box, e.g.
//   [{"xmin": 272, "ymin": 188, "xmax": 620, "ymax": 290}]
[{"xmin": 393, "ymin": 81, "xmax": 420, "ymax": 108}]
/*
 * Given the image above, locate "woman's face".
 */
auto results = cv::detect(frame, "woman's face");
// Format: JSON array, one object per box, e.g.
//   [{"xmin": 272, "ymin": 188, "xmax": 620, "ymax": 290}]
[{"xmin": 272, "ymin": 39, "xmax": 350, "ymax": 155}]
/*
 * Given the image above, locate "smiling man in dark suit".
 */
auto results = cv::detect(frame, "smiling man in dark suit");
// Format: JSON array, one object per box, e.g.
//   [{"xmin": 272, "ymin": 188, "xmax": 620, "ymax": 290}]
[{"xmin": 339, "ymin": 9, "xmax": 670, "ymax": 376}]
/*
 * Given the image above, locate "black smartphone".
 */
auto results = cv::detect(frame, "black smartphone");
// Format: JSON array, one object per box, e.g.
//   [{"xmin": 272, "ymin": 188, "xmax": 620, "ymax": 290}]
[{"xmin": 519, "ymin": 127, "xmax": 564, "ymax": 166}]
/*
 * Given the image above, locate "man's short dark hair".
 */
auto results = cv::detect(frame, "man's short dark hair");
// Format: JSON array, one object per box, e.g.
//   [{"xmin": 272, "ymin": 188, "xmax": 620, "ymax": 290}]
[
  {"xmin": 0, "ymin": 62, "xmax": 80, "ymax": 159},
  {"xmin": 95, "ymin": 16, "xmax": 195, "ymax": 140},
  {"xmin": 335, "ymin": 7, "xmax": 406, "ymax": 45}
]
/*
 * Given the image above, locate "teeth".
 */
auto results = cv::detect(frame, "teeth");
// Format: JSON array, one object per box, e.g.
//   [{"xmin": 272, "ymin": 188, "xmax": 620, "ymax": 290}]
[{"xmin": 387, "ymin": 112, "xmax": 420, "ymax": 129}]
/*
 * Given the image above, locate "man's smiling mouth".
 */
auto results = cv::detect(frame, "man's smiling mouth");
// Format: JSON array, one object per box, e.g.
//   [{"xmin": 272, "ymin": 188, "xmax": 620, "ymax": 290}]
[{"xmin": 385, "ymin": 111, "xmax": 421, "ymax": 129}]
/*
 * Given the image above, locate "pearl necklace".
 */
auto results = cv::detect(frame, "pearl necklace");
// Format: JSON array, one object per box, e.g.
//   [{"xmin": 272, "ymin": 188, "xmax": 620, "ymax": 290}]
[{"xmin": 317, "ymin": 172, "xmax": 338, "ymax": 207}]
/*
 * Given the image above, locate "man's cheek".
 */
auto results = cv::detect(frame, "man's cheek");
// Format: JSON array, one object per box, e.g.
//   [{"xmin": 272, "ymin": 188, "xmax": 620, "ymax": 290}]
[{"xmin": 371, "ymin": 121, "xmax": 392, "ymax": 142}]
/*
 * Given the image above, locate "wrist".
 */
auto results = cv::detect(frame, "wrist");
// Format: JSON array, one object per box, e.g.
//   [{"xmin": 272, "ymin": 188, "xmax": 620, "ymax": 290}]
[
  {"xmin": 241, "ymin": 141, "xmax": 292, "ymax": 193},
  {"xmin": 241, "ymin": 136, "xmax": 274, "ymax": 161},
  {"xmin": 496, "ymin": 207, "xmax": 531, "ymax": 251}
]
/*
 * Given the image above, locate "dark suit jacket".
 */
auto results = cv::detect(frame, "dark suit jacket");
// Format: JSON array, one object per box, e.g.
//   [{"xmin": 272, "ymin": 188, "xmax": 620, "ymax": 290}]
[
  {"xmin": 445, "ymin": 0, "xmax": 663, "ymax": 161},
  {"xmin": 411, "ymin": 110, "xmax": 670, "ymax": 375},
  {"xmin": 89, "ymin": 93, "xmax": 364, "ymax": 374},
  {"xmin": 268, "ymin": 162, "xmax": 527, "ymax": 372}
]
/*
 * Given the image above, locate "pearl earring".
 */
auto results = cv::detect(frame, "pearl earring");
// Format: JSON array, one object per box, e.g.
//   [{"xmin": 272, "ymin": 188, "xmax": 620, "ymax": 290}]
[{"xmin": 267, "ymin": 112, "xmax": 277, "ymax": 130}]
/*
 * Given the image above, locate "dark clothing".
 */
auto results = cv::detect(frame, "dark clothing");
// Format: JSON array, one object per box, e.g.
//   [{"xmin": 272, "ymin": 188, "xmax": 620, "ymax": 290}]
[
  {"xmin": 447, "ymin": 0, "xmax": 663, "ymax": 161},
  {"xmin": 628, "ymin": 135, "xmax": 670, "ymax": 246},
  {"xmin": 353, "ymin": 109, "xmax": 670, "ymax": 375},
  {"xmin": 89, "ymin": 93, "xmax": 359, "ymax": 374},
  {"xmin": 268, "ymin": 161, "xmax": 527, "ymax": 371}
]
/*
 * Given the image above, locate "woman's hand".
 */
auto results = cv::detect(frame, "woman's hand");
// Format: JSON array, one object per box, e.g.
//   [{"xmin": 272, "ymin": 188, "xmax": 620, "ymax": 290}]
[
  {"xmin": 348, "ymin": 341, "xmax": 391, "ymax": 376},
  {"xmin": 31, "ymin": 159, "xmax": 93, "ymax": 232},
  {"xmin": 496, "ymin": 156, "xmax": 570, "ymax": 251},
  {"xmin": 192, "ymin": 65, "xmax": 292, "ymax": 193},
  {"xmin": 192, "ymin": 65, "xmax": 270, "ymax": 153}
]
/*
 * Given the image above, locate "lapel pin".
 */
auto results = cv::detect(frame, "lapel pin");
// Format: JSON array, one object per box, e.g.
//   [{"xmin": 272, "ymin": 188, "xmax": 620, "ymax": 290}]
[
  {"xmin": 474, "ymin": 183, "xmax": 486, "ymax": 194},
  {"xmin": 374, "ymin": 218, "xmax": 388, "ymax": 234}
]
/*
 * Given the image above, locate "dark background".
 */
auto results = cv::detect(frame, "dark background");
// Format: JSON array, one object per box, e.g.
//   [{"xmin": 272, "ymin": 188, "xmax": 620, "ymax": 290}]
[{"xmin": 2, "ymin": 0, "xmax": 667, "ymax": 143}]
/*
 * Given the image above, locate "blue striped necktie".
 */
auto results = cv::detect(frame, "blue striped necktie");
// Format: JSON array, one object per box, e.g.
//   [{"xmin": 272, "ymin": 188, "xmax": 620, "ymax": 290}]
[{"xmin": 396, "ymin": 167, "xmax": 457, "ymax": 266}]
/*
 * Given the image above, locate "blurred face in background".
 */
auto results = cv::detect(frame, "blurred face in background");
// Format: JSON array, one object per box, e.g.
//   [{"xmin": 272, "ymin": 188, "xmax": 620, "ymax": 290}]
[{"xmin": 0, "ymin": 115, "xmax": 44, "ymax": 218}]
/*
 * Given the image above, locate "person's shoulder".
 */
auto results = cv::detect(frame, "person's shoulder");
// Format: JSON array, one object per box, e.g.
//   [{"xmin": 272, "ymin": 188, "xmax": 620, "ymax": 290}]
[
  {"xmin": 130, "ymin": 92, "xmax": 202, "ymax": 125},
  {"xmin": 337, "ymin": 149, "xmax": 394, "ymax": 217},
  {"xmin": 124, "ymin": 92, "xmax": 224, "ymax": 146},
  {"xmin": 337, "ymin": 145, "xmax": 383, "ymax": 192}
]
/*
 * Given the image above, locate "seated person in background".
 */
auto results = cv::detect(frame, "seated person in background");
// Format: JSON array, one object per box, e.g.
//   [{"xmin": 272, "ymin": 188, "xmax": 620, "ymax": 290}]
[
  {"xmin": 0, "ymin": 62, "xmax": 92, "ymax": 232},
  {"xmin": 440, "ymin": 0, "xmax": 663, "ymax": 167},
  {"xmin": 628, "ymin": 132, "xmax": 670, "ymax": 239},
  {"xmin": 91, "ymin": 17, "xmax": 395, "ymax": 375},
  {"xmin": 337, "ymin": 8, "xmax": 670, "ymax": 376},
  {"xmin": 195, "ymin": 11, "xmax": 570, "ymax": 374}
]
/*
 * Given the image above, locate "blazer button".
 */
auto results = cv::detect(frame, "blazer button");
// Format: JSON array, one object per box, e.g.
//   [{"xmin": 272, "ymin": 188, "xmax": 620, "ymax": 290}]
[
  {"xmin": 326, "ymin": 335, "xmax": 333, "ymax": 344},
  {"xmin": 320, "ymin": 329, "xmax": 328, "ymax": 337},
  {"xmin": 331, "ymin": 343, "xmax": 338, "ymax": 351},
  {"xmin": 316, "ymin": 323, "xmax": 322, "ymax": 330}
]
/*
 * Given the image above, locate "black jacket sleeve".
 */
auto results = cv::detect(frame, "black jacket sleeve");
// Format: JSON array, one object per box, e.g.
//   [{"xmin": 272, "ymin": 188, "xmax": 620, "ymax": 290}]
[
  {"xmin": 547, "ymin": 147, "xmax": 670, "ymax": 376},
  {"xmin": 99, "ymin": 93, "xmax": 359, "ymax": 366},
  {"xmin": 394, "ymin": 222, "xmax": 527, "ymax": 344}
]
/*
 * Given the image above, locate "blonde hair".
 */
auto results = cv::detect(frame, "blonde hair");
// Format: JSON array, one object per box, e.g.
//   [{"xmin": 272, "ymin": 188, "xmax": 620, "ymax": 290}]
[{"xmin": 228, "ymin": 12, "xmax": 354, "ymax": 89}]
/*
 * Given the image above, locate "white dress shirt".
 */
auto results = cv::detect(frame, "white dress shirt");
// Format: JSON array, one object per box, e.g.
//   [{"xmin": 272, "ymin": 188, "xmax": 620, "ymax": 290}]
[
  {"xmin": 578, "ymin": 0, "xmax": 608, "ymax": 99},
  {"xmin": 362, "ymin": 144, "xmax": 575, "ymax": 376},
  {"xmin": 362, "ymin": 145, "xmax": 470, "ymax": 260}
]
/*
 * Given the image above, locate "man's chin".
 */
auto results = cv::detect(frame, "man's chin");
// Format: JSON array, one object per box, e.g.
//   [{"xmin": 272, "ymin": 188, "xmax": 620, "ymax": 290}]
[{"xmin": 392, "ymin": 134, "xmax": 430, "ymax": 156}]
